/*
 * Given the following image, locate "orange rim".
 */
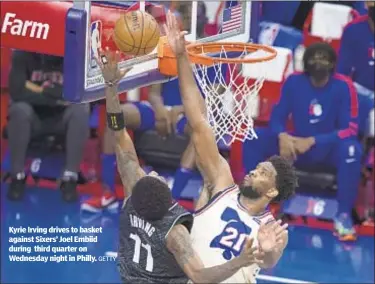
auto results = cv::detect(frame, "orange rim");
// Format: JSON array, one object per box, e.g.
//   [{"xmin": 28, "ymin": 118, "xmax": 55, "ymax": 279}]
[
  {"xmin": 186, "ymin": 42, "xmax": 277, "ymax": 65},
  {"xmin": 157, "ymin": 37, "xmax": 277, "ymax": 76}
]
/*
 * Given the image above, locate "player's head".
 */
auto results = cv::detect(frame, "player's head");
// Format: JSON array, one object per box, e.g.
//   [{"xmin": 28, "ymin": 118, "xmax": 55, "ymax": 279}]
[
  {"xmin": 131, "ymin": 173, "xmax": 172, "ymax": 221},
  {"xmin": 366, "ymin": 1, "xmax": 375, "ymax": 23},
  {"xmin": 240, "ymin": 155, "xmax": 298, "ymax": 202},
  {"xmin": 303, "ymin": 42, "xmax": 336, "ymax": 86}
]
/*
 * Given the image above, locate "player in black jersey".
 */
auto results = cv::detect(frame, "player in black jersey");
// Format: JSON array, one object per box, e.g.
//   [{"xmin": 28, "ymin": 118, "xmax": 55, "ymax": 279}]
[{"xmin": 96, "ymin": 48, "xmax": 265, "ymax": 283}]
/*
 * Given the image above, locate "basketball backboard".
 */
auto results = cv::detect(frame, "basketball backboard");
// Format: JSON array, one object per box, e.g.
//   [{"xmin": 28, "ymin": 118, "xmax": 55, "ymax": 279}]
[
  {"xmin": 0, "ymin": 1, "xmax": 259, "ymax": 103},
  {"xmin": 63, "ymin": 0, "xmax": 261, "ymax": 103}
]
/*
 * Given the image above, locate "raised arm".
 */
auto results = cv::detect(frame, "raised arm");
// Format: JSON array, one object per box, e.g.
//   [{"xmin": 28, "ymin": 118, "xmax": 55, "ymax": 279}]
[
  {"xmin": 164, "ymin": 11, "xmax": 234, "ymax": 196},
  {"xmin": 166, "ymin": 224, "xmax": 262, "ymax": 283},
  {"xmin": 98, "ymin": 49, "xmax": 145, "ymax": 196}
]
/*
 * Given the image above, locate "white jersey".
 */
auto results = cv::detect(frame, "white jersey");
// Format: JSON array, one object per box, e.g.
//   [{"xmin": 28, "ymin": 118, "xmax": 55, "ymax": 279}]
[{"xmin": 191, "ymin": 185, "xmax": 274, "ymax": 283}]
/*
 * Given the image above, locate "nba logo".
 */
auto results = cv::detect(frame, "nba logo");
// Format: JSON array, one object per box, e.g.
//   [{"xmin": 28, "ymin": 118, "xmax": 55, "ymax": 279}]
[{"xmin": 90, "ymin": 21, "xmax": 102, "ymax": 68}]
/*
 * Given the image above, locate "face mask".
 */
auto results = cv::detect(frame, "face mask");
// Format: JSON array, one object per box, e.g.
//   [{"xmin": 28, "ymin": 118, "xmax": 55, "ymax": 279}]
[
  {"xmin": 306, "ymin": 64, "xmax": 330, "ymax": 83},
  {"xmin": 239, "ymin": 185, "xmax": 262, "ymax": 200},
  {"xmin": 369, "ymin": 6, "xmax": 375, "ymax": 23}
]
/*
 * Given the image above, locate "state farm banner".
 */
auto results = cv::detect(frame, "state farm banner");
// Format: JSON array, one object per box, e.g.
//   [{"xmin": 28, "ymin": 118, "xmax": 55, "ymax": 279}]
[
  {"xmin": 0, "ymin": 2, "xmax": 138, "ymax": 56},
  {"xmin": 1, "ymin": 2, "xmax": 70, "ymax": 56}
]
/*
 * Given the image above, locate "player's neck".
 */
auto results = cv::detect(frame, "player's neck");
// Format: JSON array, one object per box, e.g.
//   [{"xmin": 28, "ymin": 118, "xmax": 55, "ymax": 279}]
[{"xmin": 239, "ymin": 194, "xmax": 269, "ymax": 215}]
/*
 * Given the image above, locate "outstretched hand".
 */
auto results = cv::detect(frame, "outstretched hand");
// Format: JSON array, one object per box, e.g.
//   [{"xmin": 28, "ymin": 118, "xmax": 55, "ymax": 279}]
[
  {"xmin": 257, "ymin": 220, "xmax": 288, "ymax": 253},
  {"xmin": 95, "ymin": 47, "xmax": 132, "ymax": 85},
  {"xmin": 163, "ymin": 11, "xmax": 187, "ymax": 56},
  {"xmin": 238, "ymin": 237, "xmax": 265, "ymax": 267}
]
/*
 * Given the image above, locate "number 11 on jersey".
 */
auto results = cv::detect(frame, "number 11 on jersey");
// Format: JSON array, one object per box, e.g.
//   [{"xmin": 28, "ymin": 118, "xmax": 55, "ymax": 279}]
[{"xmin": 130, "ymin": 233, "xmax": 154, "ymax": 272}]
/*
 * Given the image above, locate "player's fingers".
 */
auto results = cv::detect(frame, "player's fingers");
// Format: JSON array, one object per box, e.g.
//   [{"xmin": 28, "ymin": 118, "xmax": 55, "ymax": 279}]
[
  {"xmin": 259, "ymin": 222, "xmax": 266, "ymax": 232},
  {"xmin": 275, "ymin": 223, "xmax": 288, "ymax": 235},
  {"xmin": 167, "ymin": 11, "xmax": 172, "ymax": 30},
  {"xmin": 276, "ymin": 230, "xmax": 288, "ymax": 242},
  {"xmin": 170, "ymin": 11, "xmax": 175, "ymax": 29},
  {"xmin": 253, "ymin": 251, "xmax": 265, "ymax": 259},
  {"xmin": 252, "ymin": 259, "xmax": 264, "ymax": 265},
  {"xmin": 244, "ymin": 237, "xmax": 254, "ymax": 251},
  {"xmin": 180, "ymin": 31, "xmax": 188, "ymax": 38},
  {"xmin": 163, "ymin": 24, "xmax": 169, "ymax": 36},
  {"xmin": 115, "ymin": 50, "xmax": 121, "ymax": 63},
  {"xmin": 245, "ymin": 242, "xmax": 258, "ymax": 255},
  {"xmin": 106, "ymin": 48, "xmax": 116, "ymax": 68},
  {"xmin": 248, "ymin": 245, "xmax": 259, "ymax": 255},
  {"xmin": 98, "ymin": 47, "xmax": 104, "ymax": 57},
  {"xmin": 104, "ymin": 46, "xmax": 111, "ymax": 60},
  {"xmin": 270, "ymin": 219, "xmax": 282, "ymax": 231},
  {"xmin": 172, "ymin": 12, "xmax": 178, "ymax": 31}
]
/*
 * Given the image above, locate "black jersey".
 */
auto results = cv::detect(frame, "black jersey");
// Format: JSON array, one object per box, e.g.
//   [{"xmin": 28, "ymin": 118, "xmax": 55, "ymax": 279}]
[{"xmin": 118, "ymin": 198, "xmax": 193, "ymax": 284}]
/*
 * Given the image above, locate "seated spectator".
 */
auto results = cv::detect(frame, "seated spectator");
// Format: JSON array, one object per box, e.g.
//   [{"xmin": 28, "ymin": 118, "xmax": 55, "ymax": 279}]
[
  {"xmin": 7, "ymin": 51, "xmax": 90, "ymax": 202},
  {"xmin": 81, "ymin": 82, "xmax": 196, "ymax": 213},
  {"xmin": 243, "ymin": 43, "xmax": 361, "ymax": 241},
  {"xmin": 337, "ymin": 1, "xmax": 374, "ymax": 92}
]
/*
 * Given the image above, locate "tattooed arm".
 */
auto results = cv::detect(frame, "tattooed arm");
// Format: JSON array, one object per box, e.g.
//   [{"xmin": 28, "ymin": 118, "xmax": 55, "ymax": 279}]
[
  {"xmin": 166, "ymin": 224, "xmax": 260, "ymax": 283},
  {"xmin": 105, "ymin": 84, "xmax": 145, "ymax": 196}
]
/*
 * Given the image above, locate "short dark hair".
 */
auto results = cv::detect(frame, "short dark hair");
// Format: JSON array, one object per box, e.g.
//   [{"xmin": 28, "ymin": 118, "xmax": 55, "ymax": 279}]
[
  {"xmin": 303, "ymin": 42, "xmax": 336, "ymax": 72},
  {"xmin": 268, "ymin": 155, "xmax": 298, "ymax": 202},
  {"xmin": 131, "ymin": 176, "xmax": 172, "ymax": 221}
]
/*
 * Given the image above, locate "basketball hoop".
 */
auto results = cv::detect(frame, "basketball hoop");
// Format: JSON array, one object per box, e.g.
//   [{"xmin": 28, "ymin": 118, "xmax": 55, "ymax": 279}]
[{"xmin": 158, "ymin": 40, "xmax": 277, "ymax": 146}]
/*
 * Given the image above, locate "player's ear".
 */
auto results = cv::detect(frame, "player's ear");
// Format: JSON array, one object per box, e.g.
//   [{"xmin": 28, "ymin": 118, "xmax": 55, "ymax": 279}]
[{"xmin": 266, "ymin": 187, "xmax": 278, "ymax": 199}]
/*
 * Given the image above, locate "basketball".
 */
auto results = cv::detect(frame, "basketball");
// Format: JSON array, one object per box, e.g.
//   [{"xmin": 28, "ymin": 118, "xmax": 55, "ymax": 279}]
[{"xmin": 113, "ymin": 10, "xmax": 161, "ymax": 56}]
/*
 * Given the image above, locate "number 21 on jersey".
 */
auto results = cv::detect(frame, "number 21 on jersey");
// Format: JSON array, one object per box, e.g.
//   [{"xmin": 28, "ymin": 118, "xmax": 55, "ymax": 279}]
[
  {"xmin": 210, "ymin": 207, "xmax": 252, "ymax": 260},
  {"xmin": 130, "ymin": 233, "xmax": 154, "ymax": 272}
]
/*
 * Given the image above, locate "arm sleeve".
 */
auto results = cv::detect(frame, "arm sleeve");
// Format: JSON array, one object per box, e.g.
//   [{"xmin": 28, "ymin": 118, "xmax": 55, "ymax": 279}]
[
  {"xmin": 9, "ymin": 52, "xmax": 58, "ymax": 106},
  {"xmin": 336, "ymin": 26, "xmax": 354, "ymax": 76},
  {"xmin": 269, "ymin": 76, "xmax": 293, "ymax": 136},
  {"xmin": 314, "ymin": 76, "xmax": 359, "ymax": 145}
]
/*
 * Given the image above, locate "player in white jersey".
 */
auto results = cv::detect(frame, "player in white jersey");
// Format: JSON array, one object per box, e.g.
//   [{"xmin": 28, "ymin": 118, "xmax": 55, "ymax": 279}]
[{"xmin": 164, "ymin": 11, "xmax": 298, "ymax": 283}]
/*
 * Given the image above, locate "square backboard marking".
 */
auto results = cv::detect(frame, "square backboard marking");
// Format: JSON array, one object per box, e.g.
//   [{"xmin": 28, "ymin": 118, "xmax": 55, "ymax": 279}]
[{"xmin": 76, "ymin": 1, "xmax": 252, "ymax": 93}]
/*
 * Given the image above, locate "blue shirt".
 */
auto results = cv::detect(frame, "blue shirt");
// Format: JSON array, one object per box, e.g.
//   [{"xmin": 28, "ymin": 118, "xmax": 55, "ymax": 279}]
[
  {"xmin": 161, "ymin": 79, "xmax": 182, "ymax": 106},
  {"xmin": 337, "ymin": 15, "xmax": 375, "ymax": 91},
  {"xmin": 270, "ymin": 72, "xmax": 359, "ymax": 145}
]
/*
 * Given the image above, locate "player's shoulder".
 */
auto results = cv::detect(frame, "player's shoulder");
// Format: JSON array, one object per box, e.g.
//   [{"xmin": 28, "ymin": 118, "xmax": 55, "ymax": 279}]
[
  {"xmin": 343, "ymin": 15, "xmax": 369, "ymax": 33},
  {"xmin": 194, "ymin": 184, "xmax": 239, "ymax": 216},
  {"xmin": 164, "ymin": 201, "xmax": 194, "ymax": 240},
  {"xmin": 283, "ymin": 72, "xmax": 308, "ymax": 90},
  {"xmin": 166, "ymin": 202, "xmax": 193, "ymax": 225},
  {"xmin": 331, "ymin": 73, "xmax": 356, "ymax": 93},
  {"xmin": 285, "ymin": 72, "xmax": 307, "ymax": 83}
]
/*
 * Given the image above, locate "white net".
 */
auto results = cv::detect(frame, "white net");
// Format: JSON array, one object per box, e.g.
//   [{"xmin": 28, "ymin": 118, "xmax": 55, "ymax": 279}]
[{"xmin": 191, "ymin": 45, "xmax": 273, "ymax": 146}]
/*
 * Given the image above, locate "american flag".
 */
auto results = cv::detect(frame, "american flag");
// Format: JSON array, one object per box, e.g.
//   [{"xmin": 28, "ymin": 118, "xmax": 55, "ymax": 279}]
[{"xmin": 222, "ymin": 4, "xmax": 242, "ymax": 33}]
